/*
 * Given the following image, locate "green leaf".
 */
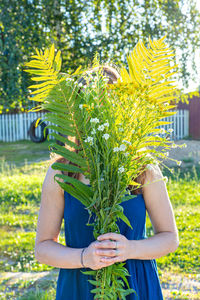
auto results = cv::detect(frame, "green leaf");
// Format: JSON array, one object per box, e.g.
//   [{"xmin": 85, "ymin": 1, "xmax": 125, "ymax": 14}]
[
  {"xmin": 117, "ymin": 211, "xmax": 133, "ymax": 229},
  {"xmin": 48, "ymin": 132, "xmax": 80, "ymax": 150},
  {"xmin": 55, "ymin": 180, "xmax": 90, "ymax": 207},
  {"xmin": 54, "ymin": 173, "xmax": 93, "ymax": 200},
  {"xmin": 49, "ymin": 143, "xmax": 87, "ymax": 168},
  {"xmin": 51, "ymin": 162, "xmax": 84, "ymax": 174},
  {"xmin": 81, "ymin": 270, "xmax": 96, "ymax": 276},
  {"xmin": 120, "ymin": 194, "xmax": 137, "ymax": 202}
]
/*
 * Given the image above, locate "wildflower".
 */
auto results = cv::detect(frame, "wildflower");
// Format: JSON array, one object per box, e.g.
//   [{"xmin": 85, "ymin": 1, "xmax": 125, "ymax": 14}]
[
  {"xmin": 102, "ymin": 76, "xmax": 109, "ymax": 83},
  {"xmin": 124, "ymin": 152, "xmax": 129, "ymax": 157},
  {"xmin": 119, "ymin": 127, "xmax": 124, "ymax": 132},
  {"xmin": 91, "ymin": 129, "xmax": 96, "ymax": 135},
  {"xmin": 177, "ymin": 160, "xmax": 182, "ymax": 166},
  {"xmin": 113, "ymin": 147, "xmax": 120, "ymax": 152},
  {"xmin": 85, "ymin": 136, "xmax": 94, "ymax": 144},
  {"xmin": 103, "ymin": 122, "xmax": 109, "ymax": 127},
  {"xmin": 168, "ymin": 128, "xmax": 174, "ymax": 133},
  {"xmin": 164, "ymin": 152, "xmax": 169, "ymax": 157},
  {"xmin": 97, "ymin": 125, "xmax": 105, "ymax": 131},
  {"xmin": 122, "ymin": 140, "xmax": 131, "ymax": 145},
  {"xmin": 160, "ymin": 128, "xmax": 165, "ymax": 134},
  {"xmin": 90, "ymin": 118, "xmax": 99, "ymax": 124},
  {"xmin": 100, "ymin": 177, "xmax": 104, "ymax": 181},
  {"xmin": 79, "ymin": 104, "xmax": 83, "ymax": 109},
  {"xmin": 182, "ymin": 143, "xmax": 187, "ymax": 148},
  {"xmin": 163, "ymin": 176, "xmax": 168, "ymax": 183},
  {"xmin": 102, "ymin": 133, "xmax": 110, "ymax": 140},
  {"xmin": 118, "ymin": 166, "xmax": 125, "ymax": 173},
  {"xmin": 78, "ymin": 82, "xmax": 83, "ymax": 87},
  {"xmin": 172, "ymin": 143, "xmax": 178, "ymax": 148},
  {"xmin": 66, "ymin": 77, "xmax": 73, "ymax": 82},
  {"xmin": 119, "ymin": 144, "xmax": 126, "ymax": 151}
]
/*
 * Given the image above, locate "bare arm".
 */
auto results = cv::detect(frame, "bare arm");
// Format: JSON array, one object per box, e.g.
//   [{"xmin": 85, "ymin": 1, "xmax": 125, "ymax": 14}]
[
  {"xmin": 35, "ymin": 165, "xmax": 84, "ymax": 269},
  {"xmin": 35, "ymin": 165, "xmax": 115, "ymax": 270},
  {"xmin": 128, "ymin": 164, "xmax": 179, "ymax": 259},
  {"xmin": 95, "ymin": 164, "xmax": 179, "ymax": 262}
]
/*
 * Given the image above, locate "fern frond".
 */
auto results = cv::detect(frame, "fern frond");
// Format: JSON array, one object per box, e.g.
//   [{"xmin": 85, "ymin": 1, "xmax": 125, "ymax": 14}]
[{"xmin": 23, "ymin": 43, "xmax": 62, "ymax": 104}]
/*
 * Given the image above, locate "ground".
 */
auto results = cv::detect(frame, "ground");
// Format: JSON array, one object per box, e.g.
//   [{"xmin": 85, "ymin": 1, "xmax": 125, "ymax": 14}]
[{"xmin": 0, "ymin": 139, "xmax": 199, "ymax": 299}]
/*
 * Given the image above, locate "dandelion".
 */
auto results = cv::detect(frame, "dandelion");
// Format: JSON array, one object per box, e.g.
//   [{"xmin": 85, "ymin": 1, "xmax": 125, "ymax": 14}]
[
  {"xmin": 97, "ymin": 125, "xmax": 105, "ymax": 131},
  {"xmin": 102, "ymin": 133, "xmax": 110, "ymax": 140},
  {"xmin": 90, "ymin": 118, "xmax": 99, "ymax": 124},
  {"xmin": 119, "ymin": 144, "xmax": 126, "ymax": 151},
  {"xmin": 118, "ymin": 166, "xmax": 125, "ymax": 173},
  {"xmin": 113, "ymin": 147, "xmax": 120, "ymax": 152}
]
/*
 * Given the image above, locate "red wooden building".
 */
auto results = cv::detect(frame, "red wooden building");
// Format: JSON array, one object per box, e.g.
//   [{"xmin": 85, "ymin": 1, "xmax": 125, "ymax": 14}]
[{"xmin": 177, "ymin": 94, "xmax": 200, "ymax": 140}]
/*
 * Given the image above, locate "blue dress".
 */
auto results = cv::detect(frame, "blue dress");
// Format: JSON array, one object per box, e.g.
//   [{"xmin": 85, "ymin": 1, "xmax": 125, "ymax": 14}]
[{"xmin": 56, "ymin": 187, "xmax": 164, "ymax": 300}]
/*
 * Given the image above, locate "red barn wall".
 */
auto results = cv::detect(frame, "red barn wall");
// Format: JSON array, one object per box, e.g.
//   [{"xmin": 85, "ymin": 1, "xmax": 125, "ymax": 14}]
[{"xmin": 177, "ymin": 96, "xmax": 200, "ymax": 140}]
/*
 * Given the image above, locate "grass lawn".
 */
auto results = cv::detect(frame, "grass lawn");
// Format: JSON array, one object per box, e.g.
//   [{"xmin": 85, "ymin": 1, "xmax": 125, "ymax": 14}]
[{"xmin": 0, "ymin": 140, "xmax": 200, "ymax": 299}]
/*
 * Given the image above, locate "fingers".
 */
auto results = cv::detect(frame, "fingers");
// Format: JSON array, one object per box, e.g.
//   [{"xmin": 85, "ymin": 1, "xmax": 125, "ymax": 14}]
[
  {"xmin": 96, "ymin": 248, "xmax": 117, "ymax": 257},
  {"xmin": 95, "ymin": 239, "xmax": 117, "ymax": 249},
  {"xmin": 100, "ymin": 256, "xmax": 120, "ymax": 264},
  {"xmin": 97, "ymin": 232, "xmax": 121, "ymax": 241}
]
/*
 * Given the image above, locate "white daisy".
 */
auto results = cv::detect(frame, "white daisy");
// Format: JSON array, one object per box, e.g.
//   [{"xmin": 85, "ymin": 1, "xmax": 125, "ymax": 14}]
[
  {"xmin": 113, "ymin": 147, "xmax": 120, "ymax": 152},
  {"xmin": 119, "ymin": 144, "xmax": 126, "ymax": 151},
  {"xmin": 90, "ymin": 118, "xmax": 99, "ymax": 124},
  {"xmin": 118, "ymin": 166, "xmax": 125, "ymax": 173},
  {"xmin": 97, "ymin": 125, "xmax": 105, "ymax": 131},
  {"xmin": 102, "ymin": 133, "xmax": 110, "ymax": 140}
]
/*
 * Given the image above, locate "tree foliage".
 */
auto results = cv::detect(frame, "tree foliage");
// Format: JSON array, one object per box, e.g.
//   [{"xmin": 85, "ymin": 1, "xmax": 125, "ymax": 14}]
[{"xmin": 0, "ymin": 0, "xmax": 200, "ymax": 112}]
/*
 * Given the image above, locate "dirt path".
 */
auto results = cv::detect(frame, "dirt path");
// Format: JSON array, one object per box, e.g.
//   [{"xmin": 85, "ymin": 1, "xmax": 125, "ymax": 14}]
[
  {"xmin": 163, "ymin": 139, "xmax": 200, "ymax": 167},
  {"xmin": 0, "ymin": 270, "xmax": 199, "ymax": 299}
]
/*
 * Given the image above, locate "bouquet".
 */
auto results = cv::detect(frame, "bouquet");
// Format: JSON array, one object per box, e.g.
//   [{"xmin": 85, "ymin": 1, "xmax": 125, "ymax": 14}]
[{"xmin": 24, "ymin": 34, "xmax": 186, "ymax": 299}]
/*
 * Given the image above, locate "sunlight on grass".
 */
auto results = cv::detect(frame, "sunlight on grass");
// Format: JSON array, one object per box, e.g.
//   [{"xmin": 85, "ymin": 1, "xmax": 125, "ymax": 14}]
[{"xmin": 0, "ymin": 157, "xmax": 199, "ymax": 299}]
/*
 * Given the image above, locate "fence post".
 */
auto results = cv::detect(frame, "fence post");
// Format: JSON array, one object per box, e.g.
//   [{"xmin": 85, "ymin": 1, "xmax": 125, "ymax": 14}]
[{"xmin": 19, "ymin": 113, "xmax": 24, "ymax": 140}]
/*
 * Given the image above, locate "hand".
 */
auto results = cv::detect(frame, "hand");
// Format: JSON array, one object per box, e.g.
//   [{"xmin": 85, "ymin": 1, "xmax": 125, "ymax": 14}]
[
  {"xmin": 82, "ymin": 240, "xmax": 117, "ymax": 270},
  {"xmin": 95, "ymin": 232, "xmax": 131, "ymax": 264}
]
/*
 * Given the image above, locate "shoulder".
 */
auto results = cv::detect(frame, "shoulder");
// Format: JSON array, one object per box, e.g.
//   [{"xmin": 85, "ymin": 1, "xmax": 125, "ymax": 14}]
[
  {"xmin": 143, "ymin": 163, "xmax": 165, "ymax": 185},
  {"xmin": 42, "ymin": 163, "xmax": 64, "ymax": 196}
]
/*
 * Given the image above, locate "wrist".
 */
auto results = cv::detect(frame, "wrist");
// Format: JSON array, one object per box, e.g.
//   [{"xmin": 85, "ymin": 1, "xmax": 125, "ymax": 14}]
[
  {"xmin": 126, "ymin": 239, "xmax": 138, "ymax": 260},
  {"xmin": 80, "ymin": 247, "xmax": 87, "ymax": 268}
]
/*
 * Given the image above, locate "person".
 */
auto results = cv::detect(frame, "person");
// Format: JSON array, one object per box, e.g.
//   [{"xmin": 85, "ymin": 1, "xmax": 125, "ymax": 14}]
[{"xmin": 34, "ymin": 65, "xmax": 179, "ymax": 300}]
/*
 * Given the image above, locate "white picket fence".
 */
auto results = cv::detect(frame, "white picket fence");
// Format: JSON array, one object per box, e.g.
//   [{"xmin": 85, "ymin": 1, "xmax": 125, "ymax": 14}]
[{"xmin": 0, "ymin": 110, "xmax": 189, "ymax": 142}]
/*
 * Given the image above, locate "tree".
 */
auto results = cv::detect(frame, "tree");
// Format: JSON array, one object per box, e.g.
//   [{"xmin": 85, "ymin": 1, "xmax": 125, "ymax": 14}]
[{"xmin": 0, "ymin": 0, "xmax": 200, "ymax": 112}]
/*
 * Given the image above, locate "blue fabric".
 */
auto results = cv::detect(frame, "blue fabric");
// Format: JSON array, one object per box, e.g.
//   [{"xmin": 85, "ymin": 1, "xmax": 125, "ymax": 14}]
[{"xmin": 56, "ymin": 187, "xmax": 164, "ymax": 300}]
